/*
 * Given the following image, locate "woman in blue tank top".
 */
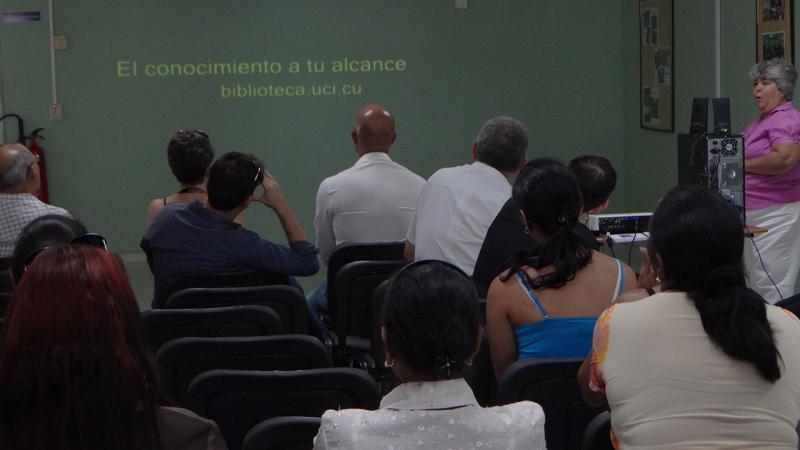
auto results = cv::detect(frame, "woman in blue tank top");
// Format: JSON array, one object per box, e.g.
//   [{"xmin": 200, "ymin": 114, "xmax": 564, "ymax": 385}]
[{"xmin": 486, "ymin": 158, "xmax": 636, "ymax": 377}]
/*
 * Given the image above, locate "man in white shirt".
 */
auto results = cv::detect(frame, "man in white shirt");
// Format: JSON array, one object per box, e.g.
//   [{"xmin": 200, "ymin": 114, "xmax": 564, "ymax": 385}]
[
  {"xmin": 405, "ymin": 116, "xmax": 528, "ymax": 275},
  {"xmin": 0, "ymin": 144, "xmax": 71, "ymax": 258},
  {"xmin": 310, "ymin": 104, "xmax": 425, "ymax": 315}
]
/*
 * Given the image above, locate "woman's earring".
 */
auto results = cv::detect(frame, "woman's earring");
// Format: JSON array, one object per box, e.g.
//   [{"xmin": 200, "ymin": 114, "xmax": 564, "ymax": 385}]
[
  {"xmin": 465, "ymin": 359, "xmax": 474, "ymax": 367},
  {"xmin": 385, "ymin": 358, "xmax": 394, "ymax": 368}
]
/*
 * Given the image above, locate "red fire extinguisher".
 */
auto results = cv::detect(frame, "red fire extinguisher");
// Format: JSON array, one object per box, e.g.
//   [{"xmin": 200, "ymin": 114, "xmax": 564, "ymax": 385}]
[
  {"xmin": 27, "ymin": 128, "xmax": 48, "ymax": 203},
  {"xmin": 0, "ymin": 114, "xmax": 48, "ymax": 203}
]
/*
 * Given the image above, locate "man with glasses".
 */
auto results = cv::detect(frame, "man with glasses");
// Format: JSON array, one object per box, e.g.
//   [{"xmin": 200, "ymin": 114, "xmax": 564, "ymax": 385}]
[
  {"xmin": 0, "ymin": 143, "xmax": 71, "ymax": 259},
  {"xmin": 141, "ymin": 151, "xmax": 319, "ymax": 304}
]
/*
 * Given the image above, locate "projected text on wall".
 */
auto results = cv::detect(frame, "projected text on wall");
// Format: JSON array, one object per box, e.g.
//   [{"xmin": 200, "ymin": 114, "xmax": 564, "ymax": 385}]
[{"xmin": 115, "ymin": 57, "xmax": 408, "ymax": 98}]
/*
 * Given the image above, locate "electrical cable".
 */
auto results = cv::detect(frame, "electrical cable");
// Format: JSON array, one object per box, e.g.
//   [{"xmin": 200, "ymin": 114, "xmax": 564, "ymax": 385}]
[
  {"xmin": 607, "ymin": 234, "xmax": 616, "ymax": 259},
  {"xmin": 749, "ymin": 236, "xmax": 783, "ymax": 302},
  {"xmin": 627, "ymin": 230, "xmax": 638, "ymax": 266}
]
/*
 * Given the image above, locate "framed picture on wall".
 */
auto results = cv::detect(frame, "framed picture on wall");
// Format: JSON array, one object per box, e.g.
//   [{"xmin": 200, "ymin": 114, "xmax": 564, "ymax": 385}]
[
  {"xmin": 639, "ymin": 0, "xmax": 674, "ymax": 132},
  {"xmin": 756, "ymin": 0, "xmax": 794, "ymax": 62}
]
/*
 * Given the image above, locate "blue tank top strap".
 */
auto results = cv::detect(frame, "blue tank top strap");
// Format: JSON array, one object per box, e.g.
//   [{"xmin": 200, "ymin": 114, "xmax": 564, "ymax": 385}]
[
  {"xmin": 515, "ymin": 271, "xmax": 550, "ymax": 319},
  {"xmin": 611, "ymin": 258, "xmax": 624, "ymax": 302}
]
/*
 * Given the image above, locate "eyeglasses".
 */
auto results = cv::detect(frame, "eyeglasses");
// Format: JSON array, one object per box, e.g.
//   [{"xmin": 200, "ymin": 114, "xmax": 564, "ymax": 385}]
[
  {"xmin": 28, "ymin": 153, "xmax": 40, "ymax": 169},
  {"xmin": 23, "ymin": 233, "xmax": 109, "ymax": 269},
  {"xmin": 175, "ymin": 129, "xmax": 209, "ymax": 139}
]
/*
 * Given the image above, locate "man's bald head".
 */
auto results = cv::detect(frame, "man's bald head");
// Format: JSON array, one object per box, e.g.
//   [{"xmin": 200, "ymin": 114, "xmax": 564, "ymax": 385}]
[
  {"xmin": 0, "ymin": 144, "xmax": 38, "ymax": 193},
  {"xmin": 352, "ymin": 104, "xmax": 397, "ymax": 155}
]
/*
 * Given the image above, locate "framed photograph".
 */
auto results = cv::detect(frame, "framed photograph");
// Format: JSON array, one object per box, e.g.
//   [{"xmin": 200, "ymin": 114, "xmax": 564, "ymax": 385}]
[
  {"xmin": 757, "ymin": 0, "xmax": 793, "ymax": 62},
  {"xmin": 639, "ymin": 0, "xmax": 674, "ymax": 131}
]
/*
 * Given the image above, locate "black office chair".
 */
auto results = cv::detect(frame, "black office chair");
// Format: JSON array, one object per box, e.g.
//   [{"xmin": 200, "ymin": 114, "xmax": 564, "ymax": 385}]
[
  {"xmin": 325, "ymin": 241, "xmax": 405, "ymax": 290},
  {"xmin": 185, "ymin": 368, "xmax": 379, "ymax": 450},
  {"xmin": 581, "ymin": 411, "xmax": 613, "ymax": 450},
  {"xmin": 331, "ymin": 260, "xmax": 405, "ymax": 363},
  {"xmin": 153, "ymin": 270, "xmax": 291, "ymax": 308},
  {"xmin": 157, "ymin": 335, "xmax": 332, "ymax": 404},
  {"xmin": 242, "ymin": 416, "xmax": 321, "ymax": 450},
  {"xmin": 141, "ymin": 305, "xmax": 282, "ymax": 353},
  {"xmin": 165, "ymin": 285, "xmax": 309, "ymax": 334},
  {"xmin": 496, "ymin": 358, "xmax": 605, "ymax": 450}
]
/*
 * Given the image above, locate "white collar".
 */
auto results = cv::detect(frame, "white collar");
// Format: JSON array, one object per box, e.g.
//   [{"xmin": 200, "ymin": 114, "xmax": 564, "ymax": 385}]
[
  {"xmin": 380, "ymin": 379, "xmax": 479, "ymax": 410},
  {"xmin": 355, "ymin": 152, "xmax": 393, "ymax": 166}
]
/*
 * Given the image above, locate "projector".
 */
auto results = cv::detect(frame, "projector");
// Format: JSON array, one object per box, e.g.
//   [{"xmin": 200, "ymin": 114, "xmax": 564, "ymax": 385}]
[{"xmin": 587, "ymin": 213, "xmax": 652, "ymax": 235}]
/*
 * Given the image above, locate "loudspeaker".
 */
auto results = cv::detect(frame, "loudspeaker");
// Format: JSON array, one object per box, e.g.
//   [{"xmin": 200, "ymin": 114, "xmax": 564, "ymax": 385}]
[
  {"xmin": 712, "ymin": 97, "xmax": 731, "ymax": 135},
  {"xmin": 677, "ymin": 134, "xmax": 746, "ymax": 224},
  {"xmin": 689, "ymin": 97, "xmax": 708, "ymax": 135}
]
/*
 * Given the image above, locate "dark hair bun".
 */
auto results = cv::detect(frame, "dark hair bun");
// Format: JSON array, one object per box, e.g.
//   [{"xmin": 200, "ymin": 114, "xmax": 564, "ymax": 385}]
[{"xmin": 382, "ymin": 260, "xmax": 479, "ymax": 381}]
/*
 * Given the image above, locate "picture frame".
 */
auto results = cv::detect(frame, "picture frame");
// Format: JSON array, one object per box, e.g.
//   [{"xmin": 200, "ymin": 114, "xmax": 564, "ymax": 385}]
[
  {"xmin": 756, "ymin": 0, "xmax": 793, "ymax": 62},
  {"xmin": 639, "ymin": 0, "xmax": 674, "ymax": 132}
]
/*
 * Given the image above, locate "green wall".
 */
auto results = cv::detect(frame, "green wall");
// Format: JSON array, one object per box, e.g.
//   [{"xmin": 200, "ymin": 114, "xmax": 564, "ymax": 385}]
[{"xmin": 0, "ymin": 1, "xmax": 626, "ymax": 253}]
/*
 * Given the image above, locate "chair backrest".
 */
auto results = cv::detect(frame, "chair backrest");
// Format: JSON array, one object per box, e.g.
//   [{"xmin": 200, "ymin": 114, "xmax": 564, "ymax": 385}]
[
  {"xmin": 157, "ymin": 335, "xmax": 332, "ymax": 404},
  {"xmin": 141, "ymin": 305, "xmax": 282, "ymax": 353},
  {"xmin": 325, "ymin": 241, "xmax": 405, "ymax": 284},
  {"xmin": 496, "ymin": 358, "xmax": 605, "ymax": 450},
  {"xmin": 154, "ymin": 270, "xmax": 291, "ymax": 308},
  {"xmin": 332, "ymin": 260, "xmax": 405, "ymax": 344},
  {"xmin": 369, "ymin": 278, "xmax": 391, "ymax": 368},
  {"xmin": 165, "ymin": 285, "xmax": 309, "ymax": 334},
  {"xmin": 185, "ymin": 368, "xmax": 379, "ymax": 450},
  {"xmin": 581, "ymin": 411, "xmax": 613, "ymax": 450},
  {"xmin": 0, "ymin": 292, "xmax": 11, "ymax": 318},
  {"xmin": 242, "ymin": 416, "xmax": 321, "ymax": 450},
  {"xmin": 326, "ymin": 242, "xmax": 404, "ymax": 315},
  {"xmin": 0, "ymin": 258, "xmax": 12, "ymax": 294}
]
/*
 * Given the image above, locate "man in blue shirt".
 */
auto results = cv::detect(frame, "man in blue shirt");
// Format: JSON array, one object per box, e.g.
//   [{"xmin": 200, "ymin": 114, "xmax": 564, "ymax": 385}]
[{"xmin": 141, "ymin": 151, "xmax": 319, "ymax": 303}]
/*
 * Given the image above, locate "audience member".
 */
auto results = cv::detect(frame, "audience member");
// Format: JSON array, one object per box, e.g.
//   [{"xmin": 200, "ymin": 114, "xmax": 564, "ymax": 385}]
[
  {"xmin": 579, "ymin": 185, "xmax": 800, "ymax": 448},
  {"xmin": 0, "ymin": 245, "xmax": 228, "ymax": 450},
  {"xmin": 314, "ymin": 260, "xmax": 545, "ymax": 449},
  {"xmin": 147, "ymin": 130, "xmax": 245, "ymax": 226},
  {"xmin": 141, "ymin": 151, "xmax": 318, "ymax": 303},
  {"xmin": 405, "ymin": 116, "xmax": 528, "ymax": 274},
  {"xmin": 473, "ymin": 154, "xmax": 617, "ymax": 296},
  {"xmin": 0, "ymin": 143, "xmax": 71, "ymax": 258},
  {"xmin": 486, "ymin": 159, "xmax": 635, "ymax": 377},
  {"xmin": 8, "ymin": 214, "xmax": 88, "ymax": 286},
  {"xmin": 309, "ymin": 104, "xmax": 424, "ymax": 316}
]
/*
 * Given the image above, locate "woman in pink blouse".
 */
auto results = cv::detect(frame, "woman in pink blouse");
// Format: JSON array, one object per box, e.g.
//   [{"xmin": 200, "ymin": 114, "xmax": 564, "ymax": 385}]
[{"xmin": 742, "ymin": 59, "xmax": 800, "ymax": 304}]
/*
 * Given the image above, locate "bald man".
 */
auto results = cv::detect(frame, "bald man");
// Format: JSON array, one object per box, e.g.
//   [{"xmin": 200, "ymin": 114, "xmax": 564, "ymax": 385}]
[
  {"xmin": 309, "ymin": 104, "xmax": 424, "ymax": 315},
  {"xmin": 0, "ymin": 144, "xmax": 71, "ymax": 258}
]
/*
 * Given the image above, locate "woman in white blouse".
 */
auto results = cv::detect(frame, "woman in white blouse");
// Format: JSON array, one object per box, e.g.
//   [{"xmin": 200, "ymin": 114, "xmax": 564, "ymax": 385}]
[{"xmin": 314, "ymin": 260, "xmax": 546, "ymax": 450}]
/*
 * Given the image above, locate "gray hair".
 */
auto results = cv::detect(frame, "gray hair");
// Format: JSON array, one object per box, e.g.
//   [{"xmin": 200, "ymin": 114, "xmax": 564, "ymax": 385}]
[
  {"xmin": 0, "ymin": 150, "xmax": 34, "ymax": 190},
  {"xmin": 749, "ymin": 58, "xmax": 798, "ymax": 100},
  {"xmin": 475, "ymin": 116, "xmax": 529, "ymax": 172}
]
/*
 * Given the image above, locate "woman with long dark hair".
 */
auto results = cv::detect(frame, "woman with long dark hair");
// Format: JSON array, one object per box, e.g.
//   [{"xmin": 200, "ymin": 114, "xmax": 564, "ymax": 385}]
[
  {"xmin": 580, "ymin": 185, "xmax": 800, "ymax": 448},
  {"xmin": 487, "ymin": 159, "xmax": 636, "ymax": 377},
  {"xmin": 0, "ymin": 245, "xmax": 228, "ymax": 450}
]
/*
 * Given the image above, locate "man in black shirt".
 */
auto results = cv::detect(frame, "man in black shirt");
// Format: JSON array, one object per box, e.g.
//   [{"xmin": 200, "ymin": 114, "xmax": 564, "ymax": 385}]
[{"xmin": 471, "ymin": 155, "xmax": 617, "ymax": 297}]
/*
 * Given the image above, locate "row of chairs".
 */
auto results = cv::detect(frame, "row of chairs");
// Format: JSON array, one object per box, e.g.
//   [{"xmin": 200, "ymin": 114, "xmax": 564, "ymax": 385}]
[
  {"xmin": 140, "ymin": 243, "xmax": 406, "ymax": 450},
  {"xmin": 185, "ymin": 368, "xmax": 380, "ymax": 450},
  {"xmin": 145, "ymin": 318, "xmax": 613, "ymax": 450},
  {"xmin": 141, "ymin": 239, "xmax": 613, "ymax": 450},
  {"xmin": 155, "ymin": 352, "xmax": 612, "ymax": 450}
]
